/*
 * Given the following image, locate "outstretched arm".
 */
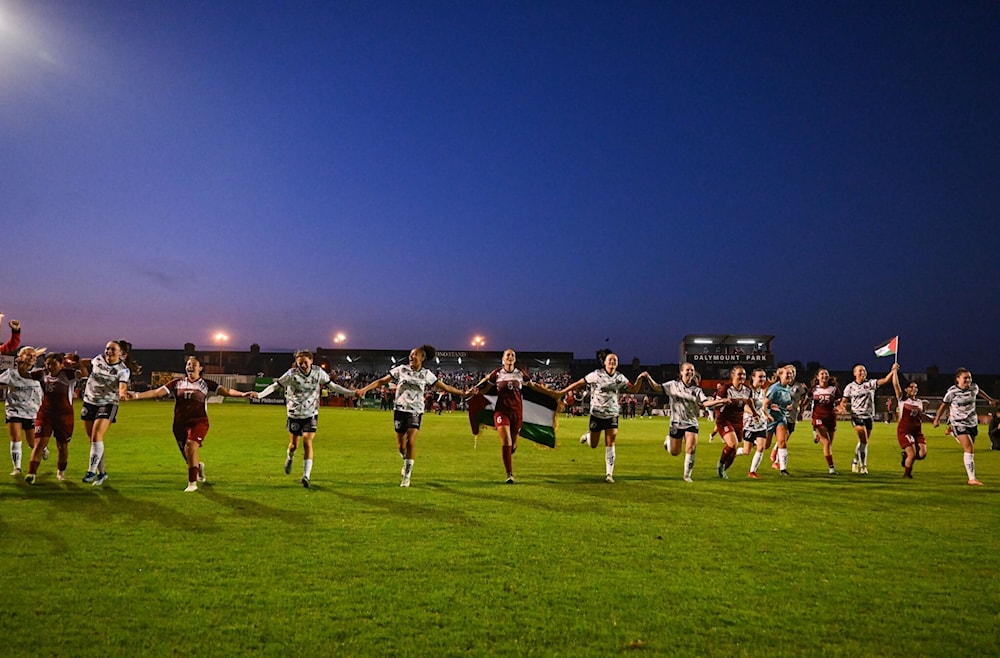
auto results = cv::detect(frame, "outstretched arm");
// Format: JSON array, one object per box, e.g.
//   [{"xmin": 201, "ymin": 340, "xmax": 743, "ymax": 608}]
[{"xmin": 356, "ymin": 374, "xmax": 393, "ymax": 398}]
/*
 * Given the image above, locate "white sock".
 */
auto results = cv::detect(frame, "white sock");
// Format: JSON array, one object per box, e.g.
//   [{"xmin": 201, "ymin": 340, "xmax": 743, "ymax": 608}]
[
  {"xmin": 403, "ymin": 458, "xmax": 414, "ymax": 478},
  {"xmin": 750, "ymin": 450, "xmax": 764, "ymax": 474},
  {"xmin": 964, "ymin": 452, "xmax": 976, "ymax": 480},
  {"xmin": 858, "ymin": 442, "xmax": 868, "ymax": 465},
  {"xmin": 88, "ymin": 441, "xmax": 105, "ymax": 472},
  {"xmin": 303, "ymin": 459, "xmax": 313, "ymax": 478},
  {"xmin": 683, "ymin": 453, "xmax": 694, "ymax": 477},
  {"xmin": 778, "ymin": 448, "xmax": 788, "ymax": 470},
  {"xmin": 11, "ymin": 441, "xmax": 22, "ymax": 470},
  {"xmin": 605, "ymin": 446, "xmax": 616, "ymax": 476}
]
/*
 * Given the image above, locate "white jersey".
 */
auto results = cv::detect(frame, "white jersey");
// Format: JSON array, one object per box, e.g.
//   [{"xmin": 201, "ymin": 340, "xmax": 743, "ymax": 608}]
[
  {"xmin": 662, "ymin": 379, "xmax": 708, "ymax": 429},
  {"xmin": 942, "ymin": 384, "xmax": 980, "ymax": 427},
  {"xmin": 0, "ymin": 368, "xmax": 42, "ymax": 420},
  {"xmin": 83, "ymin": 354, "xmax": 130, "ymax": 405},
  {"xmin": 584, "ymin": 369, "xmax": 631, "ymax": 419},
  {"xmin": 743, "ymin": 387, "xmax": 768, "ymax": 432},
  {"xmin": 843, "ymin": 379, "xmax": 879, "ymax": 418},
  {"xmin": 389, "ymin": 365, "xmax": 438, "ymax": 414},
  {"xmin": 275, "ymin": 367, "xmax": 350, "ymax": 419}
]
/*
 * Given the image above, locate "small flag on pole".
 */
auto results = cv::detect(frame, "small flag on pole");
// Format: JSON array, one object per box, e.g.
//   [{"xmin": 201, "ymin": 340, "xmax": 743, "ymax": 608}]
[{"xmin": 873, "ymin": 336, "xmax": 898, "ymax": 358}]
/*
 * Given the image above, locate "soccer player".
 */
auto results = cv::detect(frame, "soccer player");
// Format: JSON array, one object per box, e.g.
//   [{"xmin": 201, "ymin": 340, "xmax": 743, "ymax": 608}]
[
  {"xmin": 756, "ymin": 366, "xmax": 798, "ymax": 477},
  {"xmin": 737, "ymin": 369, "xmax": 771, "ymax": 460},
  {"xmin": 707, "ymin": 366, "xmax": 757, "ymax": 479},
  {"xmin": 250, "ymin": 350, "xmax": 357, "ymax": 488},
  {"xmin": 30, "ymin": 352, "xmax": 86, "ymax": 482},
  {"xmin": 560, "ymin": 352, "xmax": 643, "ymax": 483},
  {"xmin": 808, "ymin": 369, "xmax": 842, "ymax": 475},
  {"xmin": 474, "ymin": 349, "xmax": 561, "ymax": 484},
  {"xmin": 1, "ymin": 346, "xmax": 43, "ymax": 479},
  {"xmin": 769, "ymin": 367, "xmax": 806, "ymax": 469},
  {"xmin": 127, "ymin": 356, "xmax": 251, "ymax": 491},
  {"xmin": 889, "ymin": 364, "xmax": 930, "ymax": 478},
  {"xmin": 356, "ymin": 345, "xmax": 469, "ymax": 487},
  {"xmin": 638, "ymin": 362, "xmax": 710, "ymax": 482},
  {"xmin": 842, "ymin": 363, "xmax": 894, "ymax": 473},
  {"xmin": 932, "ymin": 368, "xmax": 997, "ymax": 486},
  {"xmin": 79, "ymin": 340, "xmax": 133, "ymax": 486}
]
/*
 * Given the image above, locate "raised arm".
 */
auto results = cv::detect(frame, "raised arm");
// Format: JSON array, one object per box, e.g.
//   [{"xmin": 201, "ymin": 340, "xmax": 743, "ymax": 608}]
[
  {"xmin": 891, "ymin": 367, "xmax": 902, "ymax": 399},
  {"xmin": 356, "ymin": 373, "xmax": 393, "ymax": 398},
  {"xmin": 876, "ymin": 363, "xmax": 898, "ymax": 387},
  {"xmin": 558, "ymin": 377, "xmax": 587, "ymax": 398}
]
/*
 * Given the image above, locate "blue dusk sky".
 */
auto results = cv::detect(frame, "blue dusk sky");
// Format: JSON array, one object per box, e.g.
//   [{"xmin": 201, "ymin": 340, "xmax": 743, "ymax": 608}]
[{"xmin": 2, "ymin": 1, "xmax": 998, "ymax": 372}]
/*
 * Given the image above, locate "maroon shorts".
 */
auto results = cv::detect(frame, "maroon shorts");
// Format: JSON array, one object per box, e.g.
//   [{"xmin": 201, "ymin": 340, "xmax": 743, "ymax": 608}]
[
  {"xmin": 173, "ymin": 419, "xmax": 210, "ymax": 447},
  {"xmin": 715, "ymin": 419, "xmax": 743, "ymax": 438},
  {"xmin": 897, "ymin": 429, "xmax": 926, "ymax": 449},
  {"xmin": 494, "ymin": 411, "xmax": 522, "ymax": 437},
  {"xmin": 812, "ymin": 415, "xmax": 836, "ymax": 432},
  {"xmin": 35, "ymin": 411, "xmax": 75, "ymax": 443}
]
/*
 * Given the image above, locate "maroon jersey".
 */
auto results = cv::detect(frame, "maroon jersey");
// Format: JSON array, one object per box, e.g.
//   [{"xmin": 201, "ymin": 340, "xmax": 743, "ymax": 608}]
[
  {"xmin": 488, "ymin": 367, "xmax": 528, "ymax": 418},
  {"xmin": 716, "ymin": 382, "xmax": 751, "ymax": 426},
  {"xmin": 164, "ymin": 377, "xmax": 220, "ymax": 425},
  {"xmin": 897, "ymin": 397, "xmax": 927, "ymax": 435},
  {"xmin": 809, "ymin": 385, "xmax": 841, "ymax": 422},
  {"xmin": 34, "ymin": 368, "xmax": 76, "ymax": 417}
]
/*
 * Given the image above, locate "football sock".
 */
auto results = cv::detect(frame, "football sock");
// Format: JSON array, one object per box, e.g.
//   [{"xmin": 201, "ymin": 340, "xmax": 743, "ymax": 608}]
[
  {"xmin": 303, "ymin": 459, "xmax": 313, "ymax": 479},
  {"xmin": 11, "ymin": 441, "xmax": 22, "ymax": 470},
  {"xmin": 403, "ymin": 459, "xmax": 414, "ymax": 478},
  {"xmin": 58, "ymin": 460, "xmax": 68, "ymax": 472},
  {"xmin": 778, "ymin": 448, "xmax": 789, "ymax": 470},
  {"xmin": 825, "ymin": 454, "xmax": 834, "ymax": 468},
  {"xmin": 187, "ymin": 466, "xmax": 198, "ymax": 483},
  {"xmin": 963, "ymin": 453, "xmax": 976, "ymax": 480},
  {"xmin": 684, "ymin": 453, "xmax": 694, "ymax": 477},
  {"xmin": 605, "ymin": 446, "xmax": 616, "ymax": 476},
  {"xmin": 750, "ymin": 450, "xmax": 764, "ymax": 474},
  {"xmin": 88, "ymin": 441, "xmax": 105, "ymax": 472},
  {"xmin": 501, "ymin": 444, "xmax": 512, "ymax": 477},
  {"xmin": 29, "ymin": 460, "xmax": 40, "ymax": 475},
  {"xmin": 857, "ymin": 441, "xmax": 868, "ymax": 466}
]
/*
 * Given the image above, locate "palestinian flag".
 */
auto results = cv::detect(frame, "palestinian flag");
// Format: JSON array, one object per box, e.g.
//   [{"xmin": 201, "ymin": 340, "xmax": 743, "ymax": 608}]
[
  {"xmin": 468, "ymin": 384, "xmax": 560, "ymax": 448},
  {"xmin": 873, "ymin": 336, "xmax": 898, "ymax": 358}
]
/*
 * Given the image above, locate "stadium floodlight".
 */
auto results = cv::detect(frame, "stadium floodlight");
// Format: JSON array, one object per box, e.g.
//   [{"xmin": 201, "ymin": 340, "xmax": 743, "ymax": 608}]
[
  {"xmin": 693, "ymin": 338, "xmax": 713, "ymax": 344},
  {"xmin": 737, "ymin": 339, "xmax": 756, "ymax": 344},
  {"xmin": 535, "ymin": 358, "xmax": 550, "ymax": 366}
]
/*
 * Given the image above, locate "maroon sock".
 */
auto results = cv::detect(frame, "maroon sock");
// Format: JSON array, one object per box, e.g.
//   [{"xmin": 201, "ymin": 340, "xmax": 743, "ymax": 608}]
[
  {"xmin": 721, "ymin": 445, "xmax": 735, "ymax": 468},
  {"xmin": 187, "ymin": 466, "xmax": 199, "ymax": 483},
  {"xmin": 825, "ymin": 455, "xmax": 834, "ymax": 467},
  {"xmin": 57, "ymin": 461, "xmax": 68, "ymax": 472},
  {"xmin": 29, "ymin": 460, "xmax": 40, "ymax": 476},
  {"xmin": 502, "ymin": 445, "xmax": 513, "ymax": 476}
]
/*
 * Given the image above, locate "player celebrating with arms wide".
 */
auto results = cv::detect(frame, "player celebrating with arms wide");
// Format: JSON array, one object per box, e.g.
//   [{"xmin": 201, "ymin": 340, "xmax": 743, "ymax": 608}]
[
  {"xmin": 638, "ymin": 363, "xmax": 710, "ymax": 482},
  {"xmin": 560, "ymin": 352, "xmax": 643, "ymax": 483},
  {"xmin": 251, "ymin": 350, "xmax": 357, "ymax": 488},
  {"xmin": 357, "ymin": 344, "xmax": 470, "ymax": 488},
  {"xmin": 128, "ymin": 356, "xmax": 251, "ymax": 492},
  {"xmin": 79, "ymin": 340, "xmax": 133, "ymax": 486},
  {"xmin": 842, "ymin": 363, "xmax": 894, "ymax": 474}
]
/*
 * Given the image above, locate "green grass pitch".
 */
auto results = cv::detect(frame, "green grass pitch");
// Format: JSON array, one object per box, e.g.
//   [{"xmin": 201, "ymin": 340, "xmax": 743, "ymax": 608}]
[{"xmin": 2, "ymin": 401, "xmax": 998, "ymax": 656}]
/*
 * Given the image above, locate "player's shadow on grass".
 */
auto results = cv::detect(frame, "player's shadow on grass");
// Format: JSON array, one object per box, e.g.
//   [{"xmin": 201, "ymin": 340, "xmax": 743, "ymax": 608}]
[
  {"xmin": 423, "ymin": 481, "xmax": 581, "ymax": 514},
  {"xmin": 328, "ymin": 488, "xmax": 481, "ymax": 527},
  {"xmin": 200, "ymin": 485, "xmax": 311, "ymax": 525},
  {"xmin": 83, "ymin": 486, "xmax": 220, "ymax": 533}
]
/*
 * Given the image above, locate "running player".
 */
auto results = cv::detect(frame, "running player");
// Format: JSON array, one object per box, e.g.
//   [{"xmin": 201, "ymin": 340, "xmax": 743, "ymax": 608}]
[
  {"xmin": 356, "ymin": 345, "xmax": 470, "ymax": 487},
  {"xmin": 737, "ymin": 369, "xmax": 770, "ymax": 460},
  {"xmin": 79, "ymin": 340, "xmax": 133, "ymax": 486},
  {"xmin": 932, "ymin": 368, "xmax": 997, "ymax": 486},
  {"xmin": 639, "ymin": 363, "xmax": 710, "ymax": 482},
  {"xmin": 1, "ymin": 346, "xmax": 43, "ymax": 479},
  {"xmin": 128, "ymin": 356, "xmax": 251, "ymax": 491},
  {"xmin": 474, "ymin": 349, "xmax": 561, "ymax": 484},
  {"xmin": 30, "ymin": 352, "xmax": 86, "ymax": 482},
  {"xmin": 708, "ymin": 366, "xmax": 757, "ymax": 479},
  {"xmin": 889, "ymin": 364, "xmax": 930, "ymax": 478},
  {"xmin": 250, "ymin": 350, "xmax": 357, "ymax": 488},
  {"xmin": 560, "ymin": 352, "xmax": 643, "ymax": 483},
  {"xmin": 842, "ymin": 364, "xmax": 894, "ymax": 473},
  {"xmin": 757, "ymin": 366, "xmax": 797, "ymax": 477},
  {"xmin": 808, "ymin": 369, "xmax": 842, "ymax": 475}
]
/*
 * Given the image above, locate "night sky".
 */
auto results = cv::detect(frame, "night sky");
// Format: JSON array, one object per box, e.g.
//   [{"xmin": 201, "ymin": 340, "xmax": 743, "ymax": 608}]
[{"xmin": 3, "ymin": 1, "xmax": 998, "ymax": 373}]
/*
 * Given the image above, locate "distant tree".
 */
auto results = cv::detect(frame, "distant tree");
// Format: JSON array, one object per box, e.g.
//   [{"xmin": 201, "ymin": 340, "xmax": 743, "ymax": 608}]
[
  {"xmin": 806, "ymin": 361, "xmax": 823, "ymax": 374},
  {"xmin": 184, "ymin": 342, "xmax": 195, "ymax": 353}
]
